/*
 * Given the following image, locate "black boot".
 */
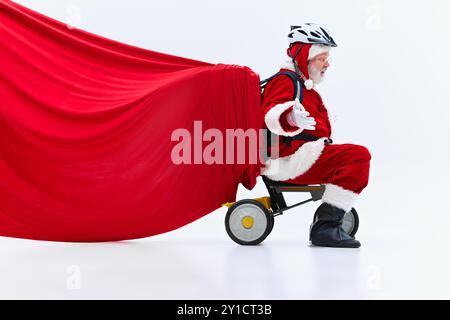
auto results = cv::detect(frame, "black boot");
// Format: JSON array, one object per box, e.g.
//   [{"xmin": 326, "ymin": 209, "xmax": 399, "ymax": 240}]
[{"xmin": 309, "ymin": 203, "xmax": 361, "ymax": 248}]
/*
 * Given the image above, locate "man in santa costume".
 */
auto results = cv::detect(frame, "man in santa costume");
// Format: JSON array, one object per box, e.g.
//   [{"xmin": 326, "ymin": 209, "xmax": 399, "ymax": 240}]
[{"xmin": 261, "ymin": 23, "xmax": 371, "ymax": 248}]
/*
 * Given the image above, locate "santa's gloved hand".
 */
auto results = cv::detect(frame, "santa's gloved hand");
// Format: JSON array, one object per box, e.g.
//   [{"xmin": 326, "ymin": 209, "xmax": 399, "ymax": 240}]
[{"xmin": 286, "ymin": 100, "xmax": 316, "ymax": 130}]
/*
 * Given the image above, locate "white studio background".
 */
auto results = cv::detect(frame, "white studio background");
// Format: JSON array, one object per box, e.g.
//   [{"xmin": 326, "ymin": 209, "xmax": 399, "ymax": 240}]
[{"xmin": 2, "ymin": 0, "xmax": 450, "ymax": 299}]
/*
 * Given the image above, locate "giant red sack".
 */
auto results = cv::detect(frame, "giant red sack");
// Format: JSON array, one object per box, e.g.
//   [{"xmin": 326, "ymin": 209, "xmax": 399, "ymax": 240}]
[{"xmin": 0, "ymin": 0, "xmax": 264, "ymax": 242}]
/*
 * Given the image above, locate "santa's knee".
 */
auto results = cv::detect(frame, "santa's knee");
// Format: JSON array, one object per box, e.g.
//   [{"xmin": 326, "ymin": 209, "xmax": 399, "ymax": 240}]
[
  {"xmin": 350, "ymin": 145, "xmax": 371, "ymax": 163},
  {"xmin": 342, "ymin": 145, "xmax": 371, "ymax": 191}
]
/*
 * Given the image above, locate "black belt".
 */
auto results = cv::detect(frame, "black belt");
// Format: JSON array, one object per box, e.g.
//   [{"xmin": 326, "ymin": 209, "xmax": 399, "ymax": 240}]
[{"xmin": 282, "ymin": 133, "xmax": 333, "ymax": 147}]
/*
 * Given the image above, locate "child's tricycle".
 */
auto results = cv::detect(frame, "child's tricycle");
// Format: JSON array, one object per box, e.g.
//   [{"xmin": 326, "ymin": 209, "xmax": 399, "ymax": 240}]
[{"xmin": 223, "ymin": 176, "xmax": 359, "ymax": 245}]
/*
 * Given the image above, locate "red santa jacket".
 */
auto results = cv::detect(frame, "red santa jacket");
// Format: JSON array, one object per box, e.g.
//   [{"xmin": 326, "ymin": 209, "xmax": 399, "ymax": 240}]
[{"xmin": 261, "ymin": 43, "xmax": 333, "ymax": 181}]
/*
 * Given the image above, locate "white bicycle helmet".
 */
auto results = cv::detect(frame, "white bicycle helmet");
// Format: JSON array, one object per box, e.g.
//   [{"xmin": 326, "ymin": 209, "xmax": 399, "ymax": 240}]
[{"xmin": 288, "ymin": 23, "xmax": 337, "ymax": 47}]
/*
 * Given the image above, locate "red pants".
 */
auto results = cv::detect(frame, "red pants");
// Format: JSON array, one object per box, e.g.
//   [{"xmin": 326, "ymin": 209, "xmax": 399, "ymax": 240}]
[{"xmin": 285, "ymin": 144, "xmax": 371, "ymax": 212}]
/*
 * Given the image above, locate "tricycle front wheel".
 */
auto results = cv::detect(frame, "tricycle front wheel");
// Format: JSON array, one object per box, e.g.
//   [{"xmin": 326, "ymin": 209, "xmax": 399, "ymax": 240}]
[{"xmin": 225, "ymin": 199, "xmax": 274, "ymax": 245}]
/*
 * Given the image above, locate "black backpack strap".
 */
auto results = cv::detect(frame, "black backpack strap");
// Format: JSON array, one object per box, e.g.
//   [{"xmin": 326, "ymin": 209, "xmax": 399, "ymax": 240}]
[{"xmin": 260, "ymin": 71, "xmax": 303, "ymax": 102}]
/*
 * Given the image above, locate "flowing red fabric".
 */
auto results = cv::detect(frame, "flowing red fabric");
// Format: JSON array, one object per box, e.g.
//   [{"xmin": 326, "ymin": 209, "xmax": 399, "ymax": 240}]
[{"xmin": 0, "ymin": 0, "xmax": 263, "ymax": 242}]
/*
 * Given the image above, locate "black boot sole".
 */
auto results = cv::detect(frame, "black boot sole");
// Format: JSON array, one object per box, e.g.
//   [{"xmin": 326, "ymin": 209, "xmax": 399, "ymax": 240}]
[{"xmin": 310, "ymin": 240, "xmax": 361, "ymax": 248}]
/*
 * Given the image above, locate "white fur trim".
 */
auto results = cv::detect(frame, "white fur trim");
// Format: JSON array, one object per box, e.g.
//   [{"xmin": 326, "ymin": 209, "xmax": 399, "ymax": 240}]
[
  {"xmin": 308, "ymin": 44, "xmax": 331, "ymax": 61},
  {"xmin": 265, "ymin": 101, "xmax": 303, "ymax": 137},
  {"xmin": 304, "ymin": 79, "xmax": 314, "ymax": 90},
  {"xmin": 262, "ymin": 138, "xmax": 327, "ymax": 181},
  {"xmin": 322, "ymin": 184, "xmax": 358, "ymax": 213}
]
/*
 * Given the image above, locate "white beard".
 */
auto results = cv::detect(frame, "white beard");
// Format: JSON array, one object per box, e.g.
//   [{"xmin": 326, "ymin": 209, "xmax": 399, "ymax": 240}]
[{"xmin": 308, "ymin": 63, "xmax": 325, "ymax": 85}]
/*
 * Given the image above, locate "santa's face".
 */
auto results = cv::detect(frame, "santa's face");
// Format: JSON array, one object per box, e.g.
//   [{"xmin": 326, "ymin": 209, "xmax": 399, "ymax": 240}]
[{"xmin": 308, "ymin": 52, "xmax": 330, "ymax": 84}]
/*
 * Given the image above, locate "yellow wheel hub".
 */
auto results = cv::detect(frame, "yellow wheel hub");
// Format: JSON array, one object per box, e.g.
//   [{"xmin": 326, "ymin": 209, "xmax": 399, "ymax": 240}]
[{"xmin": 241, "ymin": 216, "xmax": 254, "ymax": 229}]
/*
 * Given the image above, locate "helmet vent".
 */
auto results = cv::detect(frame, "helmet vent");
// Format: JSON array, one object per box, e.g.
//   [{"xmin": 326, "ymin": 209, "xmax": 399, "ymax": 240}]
[{"xmin": 320, "ymin": 28, "xmax": 331, "ymax": 40}]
